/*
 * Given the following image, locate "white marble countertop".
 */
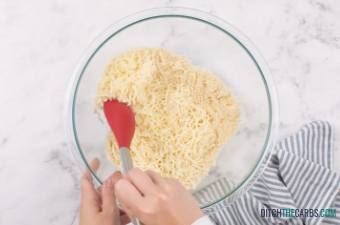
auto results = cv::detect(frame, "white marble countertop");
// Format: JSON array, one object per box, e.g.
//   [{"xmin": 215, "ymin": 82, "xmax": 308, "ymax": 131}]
[{"xmin": 1, "ymin": 0, "xmax": 339, "ymax": 224}]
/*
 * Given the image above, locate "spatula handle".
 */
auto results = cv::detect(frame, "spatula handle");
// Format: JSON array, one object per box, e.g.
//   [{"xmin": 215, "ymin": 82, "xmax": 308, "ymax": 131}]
[
  {"xmin": 119, "ymin": 147, "xmax": 141, "ymax": 225},
  {"xmin": 119, "ymin": 147, "xmax": 133, "ymax": 173}
]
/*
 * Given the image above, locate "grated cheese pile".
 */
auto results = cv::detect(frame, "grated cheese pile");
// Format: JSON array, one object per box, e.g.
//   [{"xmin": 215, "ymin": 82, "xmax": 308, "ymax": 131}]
[{"xmin": 96, "ymin": 48, "xmax": 240, "ymax": 189}]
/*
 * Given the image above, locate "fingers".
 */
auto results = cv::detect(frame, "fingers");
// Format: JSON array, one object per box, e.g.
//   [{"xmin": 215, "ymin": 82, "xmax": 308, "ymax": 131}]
[
  {"xmin": 81, "ymin": 173, "xmax": 96, "ymax": 197},
  {"xmin": 109, "ymin": 171, "xmax": 123, "ymax": 185},
  {"xmin": 120, "ymin": 213, "xmax": 131, "ymax": 225},
  {"xmin": 101, "ymin": 171, "xmax": 122, "ymax": 214},
  {"xmin": 120, "ymin": 204, "xmax": 134, "ymax": 222},
  {"xmin": 90, "ymin": 158, "xmax": 100, "ymax": 171},
  {"xmin": 80, "ymin": 158, "xmax": 101, "ymax": 212},
  {"xmin": 115, "ymin": 178, "xmax": 144, "ymax": 215},
  {"xmin": 98, "ymin": 170, "xmax": 122, "ymax": 194},
  {"xmin": 145, "ymin": 170, "xmax": 163, "ymax": 185},
  {"xmin": 101, "ymin": 179, "xmax": 116, "ymax": 215},
  {"xmin": 83, "ymin": 158, "xmax": 100, "ymax": 180},
  {"xmin": 81, "ymin": 171, "xmax": 100, "ymax": 212},
  {"xmin": 127, "ymin": 168, "xmax": 157, "ymax": 195},
  {"xmin": 118, "ymin": 209, "xmax": 131, "ymax": 225}
]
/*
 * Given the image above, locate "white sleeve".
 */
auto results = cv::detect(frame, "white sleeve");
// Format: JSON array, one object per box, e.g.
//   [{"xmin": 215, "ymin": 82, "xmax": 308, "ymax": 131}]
[{"xmin": 191, "ymin": 216, "xmax": 215, "ymax": 225}]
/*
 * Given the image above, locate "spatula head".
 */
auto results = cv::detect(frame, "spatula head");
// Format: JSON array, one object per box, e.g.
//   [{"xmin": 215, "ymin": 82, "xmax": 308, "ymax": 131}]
[{"xmin": 103, "ymin": 99, "xmax": 135, "ymax": 149}]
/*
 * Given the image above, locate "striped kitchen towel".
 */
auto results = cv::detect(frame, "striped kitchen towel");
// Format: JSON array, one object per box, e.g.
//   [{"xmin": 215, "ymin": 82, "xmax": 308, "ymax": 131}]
[{"xmin": 196, "ymin": 121, "xmax": 340, "ymax": 225}]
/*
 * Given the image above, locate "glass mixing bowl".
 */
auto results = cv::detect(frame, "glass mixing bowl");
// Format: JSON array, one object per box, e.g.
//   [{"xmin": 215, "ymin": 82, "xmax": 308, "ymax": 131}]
[{"xmin": 66, "ymin": 7, "xmax": 278, "ymax": 209}]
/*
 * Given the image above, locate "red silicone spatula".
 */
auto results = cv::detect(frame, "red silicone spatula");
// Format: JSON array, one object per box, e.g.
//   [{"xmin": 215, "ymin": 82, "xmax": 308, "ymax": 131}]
[
  {"xmin": 103, "ymin": 99, "xmax": 140, "ymax": 225},
  {"xmin": 103, "ymin": 99, "xmax": 135, "ymax": 174}
]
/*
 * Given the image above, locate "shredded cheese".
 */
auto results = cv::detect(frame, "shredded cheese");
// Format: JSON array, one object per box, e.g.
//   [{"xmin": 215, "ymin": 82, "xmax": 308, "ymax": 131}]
[{"xmin": 96, "ymin": 48, "xmax": 240, "ymax": 188}]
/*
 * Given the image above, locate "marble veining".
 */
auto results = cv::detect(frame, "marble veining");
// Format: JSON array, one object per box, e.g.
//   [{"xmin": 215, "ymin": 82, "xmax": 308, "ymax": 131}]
[{"xmin": 0, "ymin": 0, "xmax": 339, "ymax": 225}]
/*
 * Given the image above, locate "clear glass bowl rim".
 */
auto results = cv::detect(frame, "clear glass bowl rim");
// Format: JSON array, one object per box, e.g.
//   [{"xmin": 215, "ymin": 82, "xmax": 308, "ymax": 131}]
[{"xmin": 65, "ymin": 7, "xmax": 279, "ymax": 209}]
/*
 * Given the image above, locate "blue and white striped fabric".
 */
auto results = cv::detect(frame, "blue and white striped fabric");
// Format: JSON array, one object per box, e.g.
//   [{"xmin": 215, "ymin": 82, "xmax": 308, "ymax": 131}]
[{"xmin": 197, "ymin": 121, "xmax": 340, "ymax": 225}]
